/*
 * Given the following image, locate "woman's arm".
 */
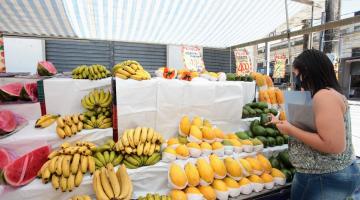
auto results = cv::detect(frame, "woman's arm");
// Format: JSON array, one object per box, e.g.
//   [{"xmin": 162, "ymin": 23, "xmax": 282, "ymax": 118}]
[{"xmin": 276, "ymin": 90, "xmax": 346, "ymax": 154}]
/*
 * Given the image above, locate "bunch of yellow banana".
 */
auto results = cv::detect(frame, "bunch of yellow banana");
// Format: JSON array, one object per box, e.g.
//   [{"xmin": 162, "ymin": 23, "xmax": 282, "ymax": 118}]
[
  {"xmin": 38, "ymin": 142, "xmax": 97, "ymax": 192},
  {"xmin": 93, "ymin": 164, "xmax": 133, "ymax": 200},
  {"xmin": 72, "ymin": 64, "xmax": 111, "ymax": 80},
  {"xmin": 83, "ymin": 115, "xmax": 112, "ymax": 129},
  {"xmin": 114, "ymin": 127, "xmax": 163, "ymax": 157},
  {"xmin": 81, "ymin": 89, "xmax": 112, "ymax": 112},
  {"xmin": 56, "ymin": 114, "xmax": 85, "ymax": 139},
  {"xmin": 122, "ymin": 153, "xmax": 161, "ymax": 169},
  {"xmin": 35, "ymin": 114, "xmax": 60, "ymax": 128},
  {"xmin": 113, "ymin": 60, "xmax": 151, "ymax": 81},
  {"xmin": 68, "ymin": 194, "xmax": 92, "ymax": 200},
  {"xmin": 137, "ymin": 193, "xmax": 171, "ymax": 200}
]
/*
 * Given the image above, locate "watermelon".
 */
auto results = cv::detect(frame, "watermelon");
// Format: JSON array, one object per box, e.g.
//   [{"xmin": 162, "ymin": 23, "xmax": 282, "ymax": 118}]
[
  {"xmin": 0, "ymin": 148, "xmax": 11, "ymax": 170},
  {"xmin": 0, "ymin": 110, "xmax": 17, "ymax": 135},
  {"xmin": 0, "ymin": 82, "xmax": 22, "ymax": 102},
  {"xmin": 20, "ymin": 82, "xmax": 38, "ymax": 102},
  {"xmin": 37, "ymin": 61, "xmax": 57, "ymax": 76},
  {"xmin": 3, "ymin": 145, "xmax": 50, "ymax": 187}
]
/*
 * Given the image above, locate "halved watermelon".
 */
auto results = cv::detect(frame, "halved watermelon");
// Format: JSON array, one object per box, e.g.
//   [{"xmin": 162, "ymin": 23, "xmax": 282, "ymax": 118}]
[
  {"xmin": 20, "ymin": 82, "xmax": 38, "ymax": 102},
  {"xmin": 3, "ymin": 145, "xmax": 50, "ymax": 187},
  {"xmin": 37, "ymin": 61, "xmax": 57, "ymax": 76},
  {"xmin": 0, "ymin": 110, "xmax": 16, "ymax": 135},
  {"xmin": 0, "ymin": 148, "xmax": 11, "ymax": 170},
  {"xmin": 0, "ymin": 82, "xmax": 22, "ymax": 102}
]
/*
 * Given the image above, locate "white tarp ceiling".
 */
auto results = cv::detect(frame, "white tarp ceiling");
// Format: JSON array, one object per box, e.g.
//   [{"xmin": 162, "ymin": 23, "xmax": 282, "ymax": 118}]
[{"xmin": 0, "ymin": 0, "xmax": 305, "ymax": 48}]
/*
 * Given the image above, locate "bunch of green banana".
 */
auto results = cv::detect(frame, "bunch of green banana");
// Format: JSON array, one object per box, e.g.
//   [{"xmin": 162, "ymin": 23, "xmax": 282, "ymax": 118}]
[
  {"xmin": 68, "ymin": 194, "xmax": 92, "ymax": 200},
  {"xmin": 38, "ymin": 142, "xmax": 97, "ymax": 192},
  {"xmin": 137, "ymin": 194, "xmax": 171, "ymax": 200},
  {"xmin": 83, "ymin": 115, "xmax": 112, "ymax": 129},
  {"xmin": 56, "ymin": 114, "xmax": 85, "ymax": 139},
  {"xmin": 35, "ymin": 114, "xmax": 60, "ymax": 128},
  {"xmin": 123, "ymin": 153, "xmax": 161, "ymax": 169},
  {"xmin": 114, "ymin": 127, "xmax": 163, "ymax": 156},
  {"xmin": 72, "ymin": 64, "xmax": 111, "ymax": 80},
  {"xmin": 93, "ymin": 151, "xmax": 123, "ymax": 169},
  {"xmin": 81, "ymin": 89, "xmax": 112, "ymax": 111},
  {"xmin": 113, "ymin": 60, "xmax": 151, "ymax": 81},
  {"xmin": 93, "ymin": 164, "xmax": 133, "ymax": 200}
]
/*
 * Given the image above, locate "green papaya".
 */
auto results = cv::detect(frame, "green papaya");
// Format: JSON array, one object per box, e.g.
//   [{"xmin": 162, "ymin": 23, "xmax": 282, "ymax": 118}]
[
  {"xmin": 235, "ymin": 131, "xmax": 250, "ymax": 140},
  {"xmin": 252, "ymin": 125, "xmax": 267, "ymax": 137},
  {"xmin": 275, "ymin": 136, "xmax": 285, "ymax": 146},
  {"xmin": 266, "ymin": 128, "xmax": 277, "ymax": 137},
  {"xmin": 269, "ymin": 108, "xmax": 278, "ymax": 116},
  {"xmin": 260, "ymin": 114, "xmax": 271, "ymax": 125},
  {"xmin": 278, "ymin": 151, "xmax": 292, "ymax": 168},
  {"xmin": 257, "ymin": 102, "xmax": 269, "ymax": 109},
  {"xmin": 267, "ymin": 136, "xmax": 276, "ymax": 147},
  {"xmin": 250, "ymin": 119, "xmax": 260, "ymax": 132},
  {"xmin": 255, "ymin": 136, "xmax": 268, "ymax": 148},
  {"xmin": 245, "ymin": 130, "xmax": 254, "ymax": 138},
  {"xmin": 269, "ymin": 156, "xmax": 280, "ymax": 169}
]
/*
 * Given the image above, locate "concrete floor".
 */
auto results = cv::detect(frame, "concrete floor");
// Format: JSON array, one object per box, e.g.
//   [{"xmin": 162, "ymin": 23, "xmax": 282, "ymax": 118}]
[{"xmin": 349, "ymin": 100, "xmax": 360, "ymax": 157}]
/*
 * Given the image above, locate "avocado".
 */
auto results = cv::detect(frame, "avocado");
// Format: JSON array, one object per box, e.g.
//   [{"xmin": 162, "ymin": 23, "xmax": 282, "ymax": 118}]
[
  {"xmin": 246, "ymin": 75, "xmax": 253, "ymax": 82},
  {"xmin": 266, "ymin": 128, "xmax": 277, "ymax": 137},
  {"xmin": 254, "ymin": 108, "xmax": 263, "ymax": 115},
  {"xmin": 267, "ymin": 136, "xmax": 276, "ymax": 147},
  {"xmin": 269, "ymin": 108, "xmax": 278, "ymax": 116},
  {"xmin": 252, "ymin": 125, "xmax": 267, "ymax": 137},
  {"xmin": 281, "ymin": 169, "xmax": 293, "ymax": 182},
  {"xmin": 260, "ymin": 114, "xmax": 271, "ymax": 125},
  {"xmin": 263, "ymin": 108, "xmax": 270, "ymax": 114},
  {"xmin": 250, "ymin": 119, "xmax": 260, "ymax": 132},
  {"xmin": 278, "ymin": 151, "xmax": 292, "ymax": 168},
  {"xmin": 226, "ymin": 73, "xmax": 236, "ymax": 81},
  {"xmin": 283, "ymin": 135, "xmax": 289, "ymax": 144},
  {"xmin": 257, "ymin": 102, "xmax": 269, "ymax": 109},
  {"xmin": 249, "ymin": 102, "xmax": 258, "ymax": 108},
  {"xmin": 245, "ymin": 130, "xmax": 254, "ymax": 138},
  {"xmin": 269, "ymin": 156, "xmax": 280, "ymax": 169},
  {"xmin": 255, "ymin": 136, "xmax": 268, "ymax": 148},
  {"xmin": 236, "ymin": 131, "xmax": 250, "ymax": 140},
  {"xmin": 275, "ymin": 136, "xmax": 285, "ymax": 145},
  {"xmin": 273, "ymin": 129, "xmax": 281, "ymax": 136},
  {"xmin": 244, "ymin": 105, "xmax": 252, "ymax": 110},
  {"xmin": 242, "ymin": 109, "xmax": 249, "ymax": 118},
  {"xmin": 248, "ymin": 109, "xmax": 257, "ymax": 117}
]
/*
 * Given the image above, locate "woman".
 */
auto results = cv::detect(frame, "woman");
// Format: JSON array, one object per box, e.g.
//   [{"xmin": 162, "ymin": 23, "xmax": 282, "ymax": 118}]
[{"xmin": 271, "ymin": 49, "xmax": 360, "ymax": 200}]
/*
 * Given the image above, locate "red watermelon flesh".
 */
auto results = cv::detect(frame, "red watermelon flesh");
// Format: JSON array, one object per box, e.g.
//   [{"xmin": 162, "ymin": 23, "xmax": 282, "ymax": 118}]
[
  {"xmin": 20, "ymin": 82, "xmax": 38, "ymax": 102},
  {"xmin": 37, "ymin": 61, "xmax": 57, "ymax": 76},
  {"xmin": 0, "ymin": 82, "xmax": 23, "ymax": 102},
  {"xmin": 0, "ymin": 148, "xmax": 11, "ymax": 170},
  {"xmin": 0, "ymin": 110, "xmax": 17, "ymax": 135},
  {"xmin": 3, "ymin": 145, "xmax": 50, "ymax": 187}
]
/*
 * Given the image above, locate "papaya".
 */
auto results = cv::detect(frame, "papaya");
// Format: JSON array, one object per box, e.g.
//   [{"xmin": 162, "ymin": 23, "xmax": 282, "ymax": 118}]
[
  {"xmin": 267, "ymin": 136, "xmax": 276, "ymax": 147},
  {"xmin": 254, "ymin": 108, "xmax": 263, "ymax": 115},
  {"xmin": 260, "ymin": 114, "xmax": 270, "ymax": 125},
  {"xmin": 250, "ymin": 120, "xmax": 260, "ymax": 132},
  {"xmin": 256, "ymin": 136, "xmax": 268, "ymax": 148},
  {"xmin": 269, "ymin": 108, "xmax": 278, "ymax": 116},
  {"xmin": 275, "ymin": 136, "xmax": 285, "ymax": 146},
  {"xmin": 266, "ymin": 128, "xmax": 276, "ymax": 137},
  {"xmin": 235, "ymin": 132, "xmax": 249, "ymax": 140},
  {"xmin": 278, "ymin": 151, "xmax": 292, "ymax": 168},
  {"xmin": 252, "ymin": 125, "xmax": 267, "ymax": 137},
  {"xmin": 245, "ymin": 130, "xmax": 253, "ymax": 138},
  {"xmin": 269, "ymin": 157, "xmax": 280, "ymax": 169}
]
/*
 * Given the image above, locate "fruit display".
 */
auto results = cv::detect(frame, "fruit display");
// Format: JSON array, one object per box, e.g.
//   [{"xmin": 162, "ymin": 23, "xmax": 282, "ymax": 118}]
[
  {"xmin": 37, "ymin": 61, "xmax": 57, "ymax": 76},
  {"xmin": 55, "ymin": 114, "xmax": 85, "ymax": 138},
  {"xmin": 242, "ymin": 102, "xmax": 278, "ymax": 119},
  {"xmin": 268, "ymin": 150, "xmax": 295, "ymax": 183},
  {"xmin": 155, "ymin": 67, "xmax": 177, "ymax": 79},
  {"xmin": 92, "ymin": 164, "xmax": 133, "ymax": 200},
  {"xmin": 177, "ymin": 69, "xmax": 199, "ymax": 81},
  {"xmin": 38, "ymin": 142, "xmax": 96, "ymax": 192},
  {"xmin": 92, "ymin": 140, "xmax": 124, "ymax": 169},
  {"xmin": 2, "ymin": 145, "xmax": 50, "ymax": 187},
  {"xmin": 199, "ymin": 71, "xmax": 226, "ymax": 81},
  {"xmin": 113, "ymin": 60, "xmax": 151, "ymax": 81},
  {"xmin": 35, "ymin": 114, "xmax": 60, "ymax": 128},
  {"xmin": 0, "ymin": 148, "xmax": 12, "ymax": 171},
  {"xmin": 226, "ymin": 73, "xmax": 253, "ymax": 82},
  {"xmin": 0, "ymin": 110, "xmax": 18, "ymax": 135},
  {"xmin": 72, "ymin": 64, "xmax": 111, "ymax": 80},
  {"xmin": 81, "ymin": 89, "xmax": 113, "ymax": 129},
  {"xmin": 137, "ymin": 193, "xmax": 171, "ymax": 200},
  {"xmin": 0, "ymin": 82, "xmax": 38, "ymax": 102},
  {"xmin": 68, "ymin": 195, "xmax": 92, "ymax": 200}
]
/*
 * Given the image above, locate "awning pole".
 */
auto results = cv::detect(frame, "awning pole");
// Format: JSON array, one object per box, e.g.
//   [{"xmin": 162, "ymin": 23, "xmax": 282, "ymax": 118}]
[{"xmin": 285, "ymin": 0, "xmax": 293, "ymax": 87}]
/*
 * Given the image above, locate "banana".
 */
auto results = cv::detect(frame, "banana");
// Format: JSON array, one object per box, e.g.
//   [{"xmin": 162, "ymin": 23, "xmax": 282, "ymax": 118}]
[
  {"xmin": 88, "ymin": 156, "xmax": 96, "ymax": 174},
  {"xmin": 80, "ymin": 155, "xmax": 88, "ymax": 173},
  {"xmin": 147, "ymin": 128, "xmax": 154, "ymax": 142},
  {"xmin": 145, "ymin": 153, "xmax": 161, "ymax": 166},
  {"xmin": 41, "ymin": 167, "xmax": 51, "ymax": 183},
  {"xmin": 109, "ymin": 151, "xmax": 116, "ymax": 163},
  {"xmin": 95, "ymin": 152, "xmax": 107, "ymax": 165},
  {"xmin": 100, "ymin": 167, "xmax": 114, "ymax": 199},
  {"xmin": 124, "ymin": 147, "xmax": 133, "ymax": 154},
  {"xmin": 49, "ymin": 156, "xmax": 59, "ymax": 173},
  {"xmin": 72, "ymin": 114, "xmax": 79, "ymax": 124},
  {"xmin": 91, "ymin": 116, "xmax": 97, "ymax": 127},
  {"xmin": 106, "ymin": 139, "xmax": 116, "ymax": 149},
  {"xmin": 81, "ymin": 98, "xmax": 93, "ymax": 110},
  {"xmin": 94, "ymin": 90, "xmax": 100, "ymax": 104},
  {"xmin": 151, "ymin": 132, "xmax": 159, "ymax": 143},
  {"xmin": 117, "ymin": 69, "xmax": 132, "ymax": 77},
  {"xmin": 79, "ymin": 114, "xmax": 85, "ymax": 122},
  {"xmin": 62, "ymin": 155, "xmax": 71, "ymax": 178},
  {"xmin": 77, "ymin": 121, "xmax": 84, "ymax": 132},
  {"xmin": 56, "ymin": 117, "xmax": 65, "ymax": 128},
  {"xmin": 116, "ymin": 73, "xmax": 128, "ymax": 80},
  {"xmin": 130, "ymin": 74, "xmax": 143, "ymax": 81},
  {"xmin": 148, "ymin": 143, "xmax": 156, "ymax": 156},
  {"xmin": 140, "ymin": 127, "xmax": 148, "ymax": 143},
  {"xmin": 88, "ymin": 94, "xmax": 96, "ymax": 106},
  {"xmin": 137, "ymin": 143, "xmax": 144, "ymax": 156},
  {"xmin": 155, "ymin": 144, "xmax": 161, "ymax": 152},
  {"xmin": 71, "ymin": 153, "xmax": 80, "ymax": 174},
  {"xmin": 99, "ymin": 90, "xmax": 106, "ymax": 104},
  {"xmin": 123, "ymin": 160, "xmax": 137, "ymax": 169},
  {"xmin": 51, "ymin": 175, "xmax": 60, "ymax": 190},
  {"xmin": 36, "ymin": 117, "xmax": 58, "ymax": 128},
  {"xmin": 60, "ymin": 175, "xmax": 67, "ymax": 192},
  {"xmin": 121, "ymin": 130, "xmax": 130, "ymax": 147},
  {"xmin": 75, "ymin": 169, "xmax": 83, "ymax": 187},
  {"xmin": 133, "ymin": 127, "xmax": 142, "ymax": 146},
  {"xmin": 96, "ymin": 115, "xmax": 106, "ymax": 126},
  {"xmin": 71, "ymin": 124, "xmax": 78, "ymax": 135},
  {"xmin": 84, "ymin": 124, "xmax": 94, "ymax": 129},
  {"xmin": 48, "ymin": 151, "xmax": 60, "ymax": 160},
  {"xmin": 99, "ymin": 122, "xmax": 112, "ymax": 129},
  {"xmin": 123, "ymin": 66, "xmax": 136, "ymax": 75},
  {"xmin": 106, "ymin": 164, "xmax": 121, "ymax": 198},
  {"xmin": 94, "ymin": 157, "xmax": 104, "ymax": 167},
  {"xmin": 37, "ymin": 160, "xmax": 50, "ymax": 178},
  {"xmin": 67, "ymin": 174, "xmax": 75, "ymax": 192},
  {"xmin": 132, "ymin": 155, "xmax": 141, "ymax": 164},
  {"xmin": 125, "ymin": 155, "xmax": 140, "ymax": 166},
  {"xmin": 61, "ymin": 142, "xmax": 71, "ymax": 149},
  {"xmin": 93, "ymin": 144, "xmax": 111, "ymax": 152},
  {"xmin": 143, "ymin": 142, "xmax": 151, "ymax": 156},
  {"xmin": 64, "ymin": 115, "xmax": 73, "ymax": 126},
  {"xmin": 115, "ymin": 141, "xmax": 124, "ymax": 151},
  {"xmin": 127, "ymin": 129, "xmax": 135, "ymax": 148},
  {"xmin": 103, "ymin": 151, "xmax": 110, "ymax": 164},
  {"xmin": 64, "ymin": 125, "xmax": 72, "ymax": 137},
  {"xmin": 56, "ymin": 155, "xmax": 65, "ymax": 176},
  {"xmin": 93, "ymin": 170, "xmax": 109, "ymax": 200},
  {"xmin": 35, "ymin": 114, "xmax": 58, "ymax": 128},
  {"xmin": 117, "ymin": 164, "xmax": 132, "ymax": 199},
  {"xmin": 112, "ymin": 154, "xmax": 123, "ymax": 166}
]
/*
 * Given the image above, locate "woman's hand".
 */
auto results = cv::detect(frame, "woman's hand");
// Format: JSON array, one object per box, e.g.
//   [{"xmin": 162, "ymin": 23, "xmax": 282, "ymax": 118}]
[{"xmin": 267, "ymin": 114, "xmax": 292, "ymax": 135}]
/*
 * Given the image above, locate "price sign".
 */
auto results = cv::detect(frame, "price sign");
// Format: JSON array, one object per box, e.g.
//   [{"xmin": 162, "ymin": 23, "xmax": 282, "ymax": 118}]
[
  {"xmin": 273, "ymin": 54, "xmax": 286, "ymax": 78},
  {"xmin": 182, "ymin": 46, "xmax": 205, "ymax": 72},
  {"xmin": 234, "ymin": 48, "xmax": 252, "ymax": 76}
]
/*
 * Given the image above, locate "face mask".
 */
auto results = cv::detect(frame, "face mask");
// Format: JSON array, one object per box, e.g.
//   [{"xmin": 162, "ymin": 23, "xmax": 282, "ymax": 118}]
[{"xmin": 294, "ymin": 74, "xmax": 302, "ymax": 91}]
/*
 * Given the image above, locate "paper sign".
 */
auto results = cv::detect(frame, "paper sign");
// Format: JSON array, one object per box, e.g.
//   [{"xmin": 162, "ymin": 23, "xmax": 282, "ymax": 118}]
[
  {"xmin": 234, "ymin": 48, "xmax": 252, "ymax": 76},
  {"xmin": 0, "ymin": 34, "xmax": 5, "ymax": 73},
  {"xmin": 273, "ymin": 53, "xmax": 286, "ymax": 78},
  {"xmin": 326, "ymin": 53, "xmax": 339, "ymax": 79},
  {"xmin": 182, "ymin": 46, "xmax": 205, "ymax": 72}
]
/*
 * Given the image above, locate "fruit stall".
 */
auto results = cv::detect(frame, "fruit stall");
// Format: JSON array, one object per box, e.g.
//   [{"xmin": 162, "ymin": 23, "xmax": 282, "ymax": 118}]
[{"xmin": 0, "ymin": 1, "xmax": 304, "ymax": 199}]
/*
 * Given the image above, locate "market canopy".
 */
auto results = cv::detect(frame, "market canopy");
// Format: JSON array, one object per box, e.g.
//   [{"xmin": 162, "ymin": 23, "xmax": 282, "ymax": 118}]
[{"xmin": 0, "ymin": 0, "xmax": 305, "ymax": 48}]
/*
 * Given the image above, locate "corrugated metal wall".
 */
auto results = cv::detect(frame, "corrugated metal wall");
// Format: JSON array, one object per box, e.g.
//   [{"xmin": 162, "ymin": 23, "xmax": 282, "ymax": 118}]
[
  {"xmin": 46, "ymin": 40, "xmax": 166, "ymax": 73},
  {"xmin": 203, "ymin": 48, "xmax": 236, "ymax": 73}
]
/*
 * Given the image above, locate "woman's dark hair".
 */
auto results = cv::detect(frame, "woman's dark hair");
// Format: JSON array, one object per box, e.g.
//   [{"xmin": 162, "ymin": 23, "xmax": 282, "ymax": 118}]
[{"xmin": 292, "ymin": 49, "xmax": 342, "ymax": 96}]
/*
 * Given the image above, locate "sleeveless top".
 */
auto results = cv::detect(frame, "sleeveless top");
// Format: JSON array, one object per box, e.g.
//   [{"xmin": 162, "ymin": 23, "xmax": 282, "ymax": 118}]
[{"xmin": 288, "ymin": 96, "xmax": 355, "ymax": 174}]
